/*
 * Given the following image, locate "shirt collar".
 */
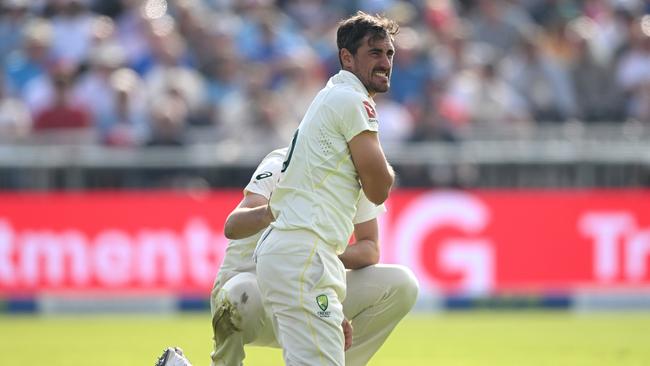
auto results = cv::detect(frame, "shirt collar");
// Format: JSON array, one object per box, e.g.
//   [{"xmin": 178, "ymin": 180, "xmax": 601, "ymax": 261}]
[{"xmin": 328, "ymin": 70, "xmax": 374, "ymax": 103}]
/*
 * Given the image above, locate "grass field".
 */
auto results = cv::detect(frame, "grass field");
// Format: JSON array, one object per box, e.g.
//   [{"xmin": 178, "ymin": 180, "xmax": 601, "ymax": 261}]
[{"xmin": 1, "ymin": 311, "xmax": 650, "ymax": 365}]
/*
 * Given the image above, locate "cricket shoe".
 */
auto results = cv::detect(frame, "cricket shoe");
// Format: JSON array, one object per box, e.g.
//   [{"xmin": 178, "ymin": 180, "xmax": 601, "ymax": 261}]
[{"xmin": 155, "ymin": 347, "xmax": 193, "ymax": 366}]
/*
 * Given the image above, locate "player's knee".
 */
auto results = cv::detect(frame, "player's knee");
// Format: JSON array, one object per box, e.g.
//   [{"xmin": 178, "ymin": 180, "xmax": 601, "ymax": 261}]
[
  {"xmin": 221, "ymin": 273, "xmax": 263, "ymax": 317},
  {"xmin": 386, "ymin": 265, "xmax": 419, "ymax": 313},
  {"xmin": 212, "ymin": 273, "xmax": 264, "ymax": 338}
]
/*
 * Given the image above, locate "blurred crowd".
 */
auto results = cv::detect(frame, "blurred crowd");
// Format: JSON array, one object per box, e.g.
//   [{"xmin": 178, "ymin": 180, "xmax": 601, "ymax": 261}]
[{"xmin": 1, "ymin": 0, "xmax": 649, "ymax": 149}]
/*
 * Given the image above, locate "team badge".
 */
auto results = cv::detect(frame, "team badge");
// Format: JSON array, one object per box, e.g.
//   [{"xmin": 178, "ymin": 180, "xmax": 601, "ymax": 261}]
[
  {"xmin": 316, "ymin": 294, "xmax": 328, "ymax": 311},
  {"xmin": 316, "ymin": 294, "xmax": 331, "ymax": 317}
]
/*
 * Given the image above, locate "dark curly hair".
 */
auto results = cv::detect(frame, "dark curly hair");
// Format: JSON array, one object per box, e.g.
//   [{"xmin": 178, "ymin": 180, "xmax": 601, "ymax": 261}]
[{"xmin": 336, "ymin": 11, "xmax": 400, "ymax": 67}]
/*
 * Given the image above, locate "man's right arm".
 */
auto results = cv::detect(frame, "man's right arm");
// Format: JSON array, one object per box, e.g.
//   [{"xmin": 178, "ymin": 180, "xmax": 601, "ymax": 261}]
[
  {"xmin": 223, "ymin": 192, "xmax": 274, "ymax": 240},
  {"xmin": 338, "ymin": 218, "xmax": 380, "ymax": 269},
  {"xmin": 348, "ymin": 130, "xmax": 394, "ymax": 205}
]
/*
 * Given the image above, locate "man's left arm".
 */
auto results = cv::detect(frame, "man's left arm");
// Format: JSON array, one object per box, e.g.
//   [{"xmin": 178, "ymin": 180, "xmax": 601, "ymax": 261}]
[{"xmin": 338, "ymin": 218, "xmax": 380, "ymax": 270}]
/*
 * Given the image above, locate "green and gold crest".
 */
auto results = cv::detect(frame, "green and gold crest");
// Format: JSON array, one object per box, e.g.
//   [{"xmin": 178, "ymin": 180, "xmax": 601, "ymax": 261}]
[{"xmin": 316, "ymin": 294, "xmax": 328, "ymax": 311}]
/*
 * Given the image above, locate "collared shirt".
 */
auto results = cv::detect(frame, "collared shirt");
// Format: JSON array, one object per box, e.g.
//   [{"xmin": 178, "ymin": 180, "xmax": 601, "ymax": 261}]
[
  {"xmin": 217, "ymin": 148, "xmax": 385, "ymax": 283},
  {"xmin": 268, "ymin": 70, "xmax": 380, "ymax": 253}
]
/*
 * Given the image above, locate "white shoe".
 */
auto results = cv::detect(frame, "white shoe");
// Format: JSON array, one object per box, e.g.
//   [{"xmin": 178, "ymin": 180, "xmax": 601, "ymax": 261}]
[{"xmin": 155, "ymin": 347, "xmax": 193, "ymax": 366}]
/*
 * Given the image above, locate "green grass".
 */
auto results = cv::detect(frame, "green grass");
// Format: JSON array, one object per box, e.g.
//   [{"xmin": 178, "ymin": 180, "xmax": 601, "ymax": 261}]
[{"xmin": 1, "ymin": 312, "xmax": 649, "ymax": 365}]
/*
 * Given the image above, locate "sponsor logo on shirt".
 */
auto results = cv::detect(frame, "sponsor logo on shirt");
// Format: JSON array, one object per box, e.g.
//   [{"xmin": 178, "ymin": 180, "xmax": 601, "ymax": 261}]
[
  {"xmin": 255, "ymin": 171, "xmax": 273, "ymax": 180},
  {"xmin": 363, "ymin": 101, "xmax": 376, "ymax": 119},
  {"xmin": 363, "ymin": 101, "xmax": 379, "ymax": 129}
]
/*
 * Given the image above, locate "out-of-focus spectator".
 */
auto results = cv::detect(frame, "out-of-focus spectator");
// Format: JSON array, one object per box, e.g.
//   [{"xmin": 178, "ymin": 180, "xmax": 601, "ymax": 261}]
[
  {"xmin": 467, "ymin": 0, "xmax": 529, "ymax": 57},
  {"xmin": 615, "ymin": 15, "xmax": 650, "ymax": 122},
  {"xmin": 409, "ymin": 79, "xmax": 463, "ymax": 142},
  {"xmin": 4, "ymin": 18, "xmax": 53, "ymax": 95},
  {"xmin": 283, "ymin": 0, "xmax": 343, "ymax": 74},
  {"xmin": 431, "ymin": 25, "xmax": 484, "ymax": 81},
  {"xmin": 0, "ymin": 0, "xmax": 32, "ymax": 65},
  {"xmin": 117, "ymin": 0, "xmax": 198, "ymax": 75},
  {"xmin": 115, "ymin": 0, "xmax": 152, "ymax": 74},
  {"xmin": 569, "ymin": 18, "xmax": 625, "ymax": 122},
  {"xmin": 89, "ymin": 14, "xmax": 119, "ymax": 46},
  {"xmin": 501, "ymin": 33, "xmax": 578, "ymax": 122},
  {"xmin": 284, "ymin": 0, "xmax": 344, "ymax": 38},
  {"xmin": 145, "ymin": 91, "xmax": 188, "ymax": 146},
  {"xmin": 203, "ymin": 50, "xmax": 243, "ymax": 125},
  {"xmin": 235, "ymin": 5, "xmax": 311, "ymax": 84},
  {"xmin": 422, "ymin": 0, "xmax": 460, "ymax": 38},
  {"xmin": 33, "ymin": 63, "xmax": 91, "ymax": 130},
  {"xmin": 502, "ymin": 0, "xmax": 537, "ymax": 34},
  {"xmin": 23, "ymin": 58, "xmax": 78, "ymax": 115},
  {"xmin": 73, "ymin": 42, "xmax": 126, "ymax": 120},
  {"xmin": 581, "ymin": 0, "xmax": 630, "ymax": 66},
  {"xmin": 272, "ymin": 54, "xmax": 324, "ymax": 135},
  {"xmin": 537, "ymin": 18, "xmax": 580, "ymax": 67},
  {"xmin": 133, "ymin": 15, "xmax": 196, "ymax": 74},
  {"xmin": 49, "ymin": 0, "xmax": 95, "ymax": 65},
  {"xmin": 169, "ymin": 0, "xmax": 208, "ymax": 64},
  {"xmin": 0, "ymin": 74, "xmax": 32, "ymax": 141},
  {"xmin": 390, "ymin": 26, "xmax": 434, "ymax": 106},
  {"xmin": 526, "ymin": 0, "xmax": 582, "ymax": 27},
  {"xmin": 192, "ymin": 9, "xmax": 242, "ymax": 71},
  {"xmin": 447, "ymin": 56, "xmax": 531, "ymax": 126},
  {"xmin": 374, "ymin": 92, "xmax": 414, "ymax": 145},
  {"xmin": 1, "ymin": 0, "xmax": 649, "ymax": 149},
  {"xmin": 142, "ymin": 17, "xmax": 207, "ymax": 124},
  {"xmin": 96, "ymin": 67, "xmax": 149, "ymax": 146},
  {"xmin": 217, "ymin": 63, "xmax": 289, "ymax": 149}
]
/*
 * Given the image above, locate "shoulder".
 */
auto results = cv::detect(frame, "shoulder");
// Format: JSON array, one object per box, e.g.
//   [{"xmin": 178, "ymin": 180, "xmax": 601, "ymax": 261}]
[
  {"xmin": 257, "ymin": 148, "xmax": 287, "ymax": 173},
  {"xmin": 324, "ymin": 87, "xmax": 373, "ymax": 122},
  {"xmin": 246, "ymin": 148, "xmax": 287, "ymax": 197},
  {"xmin": 323, "ymin": 84, "xmax": 367, "ymax": 108},
  {"xmin": 265, "ymin": 147, "xmax": 289, "ymax": 162}
]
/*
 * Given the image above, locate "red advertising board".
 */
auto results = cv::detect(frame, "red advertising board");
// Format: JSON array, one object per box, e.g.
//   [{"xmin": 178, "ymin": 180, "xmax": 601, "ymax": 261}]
[
  {"xmin": 1, "ymin": 190, "xmax": 649, "ymax": 296},
  {"xmin": 379, "ymin": 190, "xmax": 650, "ymax": 295}
]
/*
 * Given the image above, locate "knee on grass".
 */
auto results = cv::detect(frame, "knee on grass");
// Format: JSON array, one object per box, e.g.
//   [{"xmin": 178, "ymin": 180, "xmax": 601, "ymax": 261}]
[{"xmin": 212, "ymin": 273, "xmax": 264, "ymax": 340}]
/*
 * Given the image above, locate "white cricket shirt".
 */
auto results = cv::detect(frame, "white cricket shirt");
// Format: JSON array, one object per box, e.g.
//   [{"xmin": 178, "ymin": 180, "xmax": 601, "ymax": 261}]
[
  {"xmin": 268, "ymin": 70, "xmax": 380, "ymax": 253},
  {"xmin": 218, "ymin": 147, "xmax": 385, "ymax": 277}
]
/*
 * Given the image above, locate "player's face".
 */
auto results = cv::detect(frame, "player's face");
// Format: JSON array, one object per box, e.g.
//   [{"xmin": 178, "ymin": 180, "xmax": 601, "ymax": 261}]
[{"xmin": 347, "ymin": 35, "xmax": 395, "ymax": 97}]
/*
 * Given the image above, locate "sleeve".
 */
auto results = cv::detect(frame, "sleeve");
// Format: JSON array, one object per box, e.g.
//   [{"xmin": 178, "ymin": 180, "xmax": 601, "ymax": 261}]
[
  {"xmin": 243, "ymin": 150, "xmax": 285, "ymax": 199},
  {"xmin": 352, "ymin": 191, "xmax": 387, "ymax": 224},
  {"xmin": 329, "ymin": 90, "xmax": 379, "ymax": 142}
]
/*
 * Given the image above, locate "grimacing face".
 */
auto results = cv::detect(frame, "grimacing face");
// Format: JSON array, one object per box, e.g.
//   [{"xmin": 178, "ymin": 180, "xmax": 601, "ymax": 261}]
[{"xmin": 344, "ymin": 35, "xmax": 395, "ymax": 96}]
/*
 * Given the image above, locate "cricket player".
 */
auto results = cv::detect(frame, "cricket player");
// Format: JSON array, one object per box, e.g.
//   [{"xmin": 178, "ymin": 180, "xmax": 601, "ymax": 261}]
[
  {"xmin": 156, "ymin": 148, "xmax": 417, "ymax": 366},
  {"xmin": 254, "ymin": 12, "xmax": 400, "ymax": 366}
]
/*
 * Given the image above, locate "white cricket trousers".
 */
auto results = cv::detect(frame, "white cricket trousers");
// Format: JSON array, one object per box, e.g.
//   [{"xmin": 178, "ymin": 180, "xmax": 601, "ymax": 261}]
[
  {"xmin": 210, "ymin": 264, "xmax": 418, "ymax": 366},
  {"xmin": 256, "ymin": 228, "xmax": 347, "ymax": 366},
  {"xmin": 342, "ymin": 263, "xmax": 418, "ymax": 365},
  {"xmin": 210, "ymin": 272, "xmax": 278, "ymax": 366}
]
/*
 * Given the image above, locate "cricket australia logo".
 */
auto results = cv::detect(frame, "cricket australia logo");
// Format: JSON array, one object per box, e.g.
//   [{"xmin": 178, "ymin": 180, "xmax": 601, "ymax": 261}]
[{"xmin": 316, "ymin": 294, "xmax": 331, "ymax": 318}]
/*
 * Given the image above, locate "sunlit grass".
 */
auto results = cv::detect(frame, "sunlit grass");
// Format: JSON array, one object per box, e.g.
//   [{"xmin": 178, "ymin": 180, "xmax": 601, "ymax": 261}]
[{"xmin": 1, "ymin": 312, "xmax": 649, "ymax": 365}]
